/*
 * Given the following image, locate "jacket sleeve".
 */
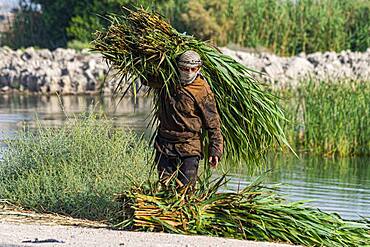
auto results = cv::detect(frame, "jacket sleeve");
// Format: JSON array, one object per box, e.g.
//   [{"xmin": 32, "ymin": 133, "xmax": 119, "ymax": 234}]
[{"xmin": 198, "ymin": 91, "xmax": 224, "ymax": 159}]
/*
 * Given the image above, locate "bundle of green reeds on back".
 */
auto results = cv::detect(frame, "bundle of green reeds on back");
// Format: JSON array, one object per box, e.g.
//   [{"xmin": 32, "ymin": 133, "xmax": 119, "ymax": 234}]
[
  {"xmin": 115, "ymin": 175, "xmax": 370, "ymax": 246},
  {"xmin": 92, "ymin": 8, "xmax": 290, "ymax": 164}
]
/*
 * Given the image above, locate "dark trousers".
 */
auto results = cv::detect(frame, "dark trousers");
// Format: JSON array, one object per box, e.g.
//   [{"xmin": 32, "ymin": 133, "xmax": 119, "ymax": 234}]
[{"xmin": 155, "ymin": 152, "xmax": 200, "ymax": 187}]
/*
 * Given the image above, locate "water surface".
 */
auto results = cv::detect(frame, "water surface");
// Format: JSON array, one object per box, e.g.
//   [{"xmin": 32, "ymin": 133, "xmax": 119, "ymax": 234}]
[{"xmin": 227, "ymin": 155, "xmax": 370, "ymax": 220}]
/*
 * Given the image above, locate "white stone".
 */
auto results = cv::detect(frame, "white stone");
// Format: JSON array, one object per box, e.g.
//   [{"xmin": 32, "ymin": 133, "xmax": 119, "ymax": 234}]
[{"xmin": 285, "ymin": 57, "xmax": 314, "ymax": 78}]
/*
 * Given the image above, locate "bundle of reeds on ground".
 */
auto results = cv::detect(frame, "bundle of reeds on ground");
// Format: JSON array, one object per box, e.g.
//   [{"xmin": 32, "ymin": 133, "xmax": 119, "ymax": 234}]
[
  {"xmin": 115, "ymin": 174, "xmax": 370, "ymax": 246},
  {"xmin": 92, "ymin": 8, "xmax": 290, "ymax": 164}
]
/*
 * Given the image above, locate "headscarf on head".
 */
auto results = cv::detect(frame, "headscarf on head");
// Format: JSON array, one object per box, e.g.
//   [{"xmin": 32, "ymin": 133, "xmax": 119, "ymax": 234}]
[{"xmin": 178, "ymin": 50, "xmax": 202, "ymax": 84}]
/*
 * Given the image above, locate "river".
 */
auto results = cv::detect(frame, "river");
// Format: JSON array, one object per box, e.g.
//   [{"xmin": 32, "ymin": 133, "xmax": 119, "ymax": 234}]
[{"xmin": 0, "ymin": 94, "xmax": 369, "ymax": 220}]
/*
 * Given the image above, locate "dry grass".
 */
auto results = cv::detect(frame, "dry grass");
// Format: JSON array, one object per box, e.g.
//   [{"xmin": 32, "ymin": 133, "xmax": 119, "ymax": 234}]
[{"xmin": 0, "ymin": 200, "xmax": 107, "ymax": 228}]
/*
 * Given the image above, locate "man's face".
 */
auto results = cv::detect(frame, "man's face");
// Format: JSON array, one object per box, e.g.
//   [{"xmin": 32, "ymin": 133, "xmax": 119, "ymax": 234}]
[
  {"xmin": 179, "ymin": 66, "xmax": 199, "ymax": 73},
  {"xmin": 178, "ymin": 65, "xmax": 200, "ymax": 84}
]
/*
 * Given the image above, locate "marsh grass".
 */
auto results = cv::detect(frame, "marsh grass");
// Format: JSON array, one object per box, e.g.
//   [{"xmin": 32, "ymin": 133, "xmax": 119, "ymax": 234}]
[
  {"xmin": 224, "ymin": 0, "xmax": 370, "ymax": 55},
  {"xmin": 279, "ymin": 81, "xmax": 370, "ymax": 157},
  {"xmin": 0, "ymin": 113, "xmax": 152, "ymax": 221}
]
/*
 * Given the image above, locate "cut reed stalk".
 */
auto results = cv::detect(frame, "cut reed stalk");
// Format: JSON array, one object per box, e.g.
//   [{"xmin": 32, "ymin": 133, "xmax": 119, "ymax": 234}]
[{"xmin": 115, "ymin": 174, "xmax": 370, "ymax": 246}]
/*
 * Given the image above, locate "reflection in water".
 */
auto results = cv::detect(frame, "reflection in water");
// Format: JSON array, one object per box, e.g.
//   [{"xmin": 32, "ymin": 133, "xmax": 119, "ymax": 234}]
[
  {"xmin": 227, "ymin": 155, "xmax": 370, "ymax": 220},
  {"xmin": 0, "ymin": 94, "xmax": 153, "ymax": 140},
  {"xmin": 0, "ymin": 95, "xmax": 369, "ymax": 220}
]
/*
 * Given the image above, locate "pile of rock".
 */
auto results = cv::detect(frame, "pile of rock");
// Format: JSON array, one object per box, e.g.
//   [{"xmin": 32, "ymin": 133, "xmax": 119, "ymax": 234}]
[
  {"xmin": 0, "ymin": 46, "xmax": 369, "ymax": 94},
  {"xmin": 0, "ymin": 47, "xmax": 111, "ymax": 94},
  {"xmin": 221, "ymin": 48, "xmax": 370, "ymax": 88}
]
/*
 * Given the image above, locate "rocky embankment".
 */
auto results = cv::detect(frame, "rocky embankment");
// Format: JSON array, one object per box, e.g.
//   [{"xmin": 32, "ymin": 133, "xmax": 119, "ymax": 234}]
[
  {"xmin": 0, "ymin": 46, "xmax": 369, "ymax": 94},
  {"xmin": 0, "ymin": 47, "xmax": 108, "ymax": 95},
  {"xmin": 220, "ymin": 48, "xmax": 370, "ymax": 87}
]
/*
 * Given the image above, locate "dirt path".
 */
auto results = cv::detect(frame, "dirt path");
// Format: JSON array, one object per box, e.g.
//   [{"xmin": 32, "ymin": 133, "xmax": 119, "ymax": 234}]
[
  {"xmin": 0, "ymin": 222, "xmax": 298, "ymax": 247},
  {"xmin": 0, "ymin": 205, "xmax": 298, "ymax": 247}
]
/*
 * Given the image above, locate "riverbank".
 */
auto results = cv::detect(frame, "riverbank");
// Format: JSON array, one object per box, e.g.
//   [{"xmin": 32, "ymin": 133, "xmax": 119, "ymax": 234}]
[
  {"xmin": 0, "ymin": 46, "xmax": 369, "ymax": 94},
  {"xmin": 0, "ymin": 222, "xmax": 297, "ymax": 247}
]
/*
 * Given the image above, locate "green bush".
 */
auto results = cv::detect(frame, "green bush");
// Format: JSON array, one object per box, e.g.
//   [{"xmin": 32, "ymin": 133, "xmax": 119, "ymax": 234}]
[
  {"xmin": 67, "ymin": 39, "xmax": 91, "ymax": 50},
  {"xmin": 0, "ymin": 113, "xmax": 152, "ymax": 221}
]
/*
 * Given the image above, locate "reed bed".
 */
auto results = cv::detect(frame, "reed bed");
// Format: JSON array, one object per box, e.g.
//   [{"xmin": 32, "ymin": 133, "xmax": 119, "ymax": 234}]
[
  {"xmin": 115, "ymin": 174, "xmax": 370, "ymax": 246},
  {"xmin": 279, "ymin": 81, "xmax": 370, "ymax": 157},
  {"xmin": 220, "ymin": 0, "xmax": 370, "ymax": 55},
  {"xmin": 92, "ymin": 8, "xmax": 290, "ymax": 165}
]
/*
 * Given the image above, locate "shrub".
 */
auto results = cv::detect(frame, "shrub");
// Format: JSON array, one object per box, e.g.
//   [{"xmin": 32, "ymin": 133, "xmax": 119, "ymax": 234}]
[{"xmin": 0, "ymin": 113, "xmax": 152, "ymax": 221}]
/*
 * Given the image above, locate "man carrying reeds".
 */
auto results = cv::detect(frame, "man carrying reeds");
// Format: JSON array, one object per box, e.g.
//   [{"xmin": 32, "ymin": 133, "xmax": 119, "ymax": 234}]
[{"xmin": 148, "ymin": 50, "xmax": 223, "ymax": 188}]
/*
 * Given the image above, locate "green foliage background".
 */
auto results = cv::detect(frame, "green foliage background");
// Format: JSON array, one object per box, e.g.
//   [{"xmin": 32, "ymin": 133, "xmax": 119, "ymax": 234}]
[{"xmin": 1, "ymin": 0, "xmax": 369, "ymax": 55}]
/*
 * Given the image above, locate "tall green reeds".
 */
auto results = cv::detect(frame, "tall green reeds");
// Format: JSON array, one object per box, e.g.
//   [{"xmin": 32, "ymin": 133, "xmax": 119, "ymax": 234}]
[
  {"xmin": 0, "ymin": 113, "xmax": 151, "ymax": 220},
  {"xmin": 248, "ymin": 0, "xmax": 347, "ymax": 55},
  {"xmin": 279, "ymin": 81, "xmax": 370, "ymax": 157},
  {"xmin": 181, "ymin": 0, "xmax": 370, "ymax": 55}
]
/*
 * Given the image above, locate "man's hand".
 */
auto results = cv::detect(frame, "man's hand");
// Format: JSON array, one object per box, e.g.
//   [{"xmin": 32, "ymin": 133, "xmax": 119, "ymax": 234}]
[{"xmin": 209, "ymin": 156, "xmax": 219, "ymax": 168}]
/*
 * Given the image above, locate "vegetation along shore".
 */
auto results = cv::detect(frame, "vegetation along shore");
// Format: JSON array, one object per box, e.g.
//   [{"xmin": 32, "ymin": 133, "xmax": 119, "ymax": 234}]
[
  {"xmin": 279, "ymin": 81, "xmax": 370, "ymax": 157},
  {"xmin": 1, "ymin": 115, "xmax": 369, "ymax": 246}
]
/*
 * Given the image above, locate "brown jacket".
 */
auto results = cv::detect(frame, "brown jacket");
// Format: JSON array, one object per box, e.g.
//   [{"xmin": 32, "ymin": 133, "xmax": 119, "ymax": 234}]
[{"xmin": 153, "ymin": 75, "xmax": 223, "ymax": 159}]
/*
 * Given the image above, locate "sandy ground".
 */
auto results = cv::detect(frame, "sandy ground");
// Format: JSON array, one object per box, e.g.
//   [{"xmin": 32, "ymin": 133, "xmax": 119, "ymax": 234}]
[
  {"xmin": 0, "ymin": 205, "xmax": 297, "ymax": 247},
  {"xmin": 0, "ymin": 222, "xmax": 298, "ymax": 247}
]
